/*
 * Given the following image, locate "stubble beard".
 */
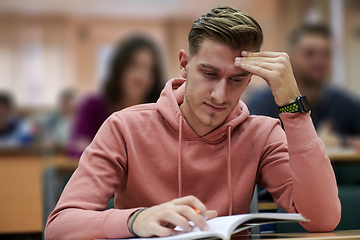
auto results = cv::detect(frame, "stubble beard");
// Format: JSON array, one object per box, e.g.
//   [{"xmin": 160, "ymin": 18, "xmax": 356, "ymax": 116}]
[{"xmin": 184, "ymin": 93, "xmax": 221, "ymax": 129}]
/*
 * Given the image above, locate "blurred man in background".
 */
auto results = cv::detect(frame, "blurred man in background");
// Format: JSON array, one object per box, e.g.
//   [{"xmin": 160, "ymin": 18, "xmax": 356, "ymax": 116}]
[
  {"xmin": 42, "ymin": 89, "xmax": 77, "ymax": 151},
  {"xmin": 0, "ymin": 91, "xmax": 35, "ymax": 148},
  {"xmin": 247, "ymin": 23, "xmax": 360, "ymax": 150}
]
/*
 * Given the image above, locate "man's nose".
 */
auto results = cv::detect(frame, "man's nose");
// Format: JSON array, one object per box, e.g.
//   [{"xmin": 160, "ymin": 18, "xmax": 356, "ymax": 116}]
[{"xmin": 210, "ymin": 78, "xmax": 227, "ymax": 104}]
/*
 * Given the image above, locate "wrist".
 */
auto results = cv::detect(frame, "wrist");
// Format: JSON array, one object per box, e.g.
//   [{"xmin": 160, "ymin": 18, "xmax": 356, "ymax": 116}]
[
  {"xmin": 279, "ymin": 95, "xmax": 311, "ymax": 114},
  {"xmin": 275, "ymin": 85, "xmax": 301, "ymax": 106},
  {"xmin": 128, "ymin": 208, "xmax": 148, "ymax": 237}
]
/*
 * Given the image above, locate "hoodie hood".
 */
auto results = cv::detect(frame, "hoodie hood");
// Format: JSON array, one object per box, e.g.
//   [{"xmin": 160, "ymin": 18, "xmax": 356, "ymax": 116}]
[{"xmin": 156, "ymin": 78, "xmax": 250, "ymax": 142}]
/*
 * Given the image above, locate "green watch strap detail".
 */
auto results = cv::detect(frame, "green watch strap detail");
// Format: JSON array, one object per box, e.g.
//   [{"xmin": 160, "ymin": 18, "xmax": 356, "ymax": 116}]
[
  {"xmin": 279, "ymin": 102, "xmax": 299, "ymax": 113},
  {"xmin": 279, "ymin": 95, "xmax": 310, "ymax": 113}
]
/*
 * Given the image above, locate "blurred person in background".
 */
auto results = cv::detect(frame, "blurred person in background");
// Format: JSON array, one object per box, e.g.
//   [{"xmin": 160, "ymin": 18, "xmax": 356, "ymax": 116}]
[
  {"xmin": 68, "ymin": 35, "xmax": 164, "ymax": 158},
  {"xmin": 246, "ymin": 23, "xmax": 360, "ymax": 150},
  {"xmin": 42, "ymin": 89, "xmax": 77, "ymax": 151},
  {"xmin": 0, "ymin": 91, "xmax": 35, "ymax": 148}
]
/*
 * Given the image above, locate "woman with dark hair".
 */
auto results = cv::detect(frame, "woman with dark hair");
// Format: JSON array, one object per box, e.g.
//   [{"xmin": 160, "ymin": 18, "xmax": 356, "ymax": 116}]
[{"xmin": 68, "ymin": 35, "xmax": 164, "ymax": 158}]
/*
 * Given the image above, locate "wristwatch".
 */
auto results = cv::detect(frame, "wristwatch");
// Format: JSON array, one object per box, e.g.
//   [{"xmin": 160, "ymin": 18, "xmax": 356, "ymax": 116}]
[{"xmin": 279, "ymin": 95, "xmax": 311, "ymax": 113}]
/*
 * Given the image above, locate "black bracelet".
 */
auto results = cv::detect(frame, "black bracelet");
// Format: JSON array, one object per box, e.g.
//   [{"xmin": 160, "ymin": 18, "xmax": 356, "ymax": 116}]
[{"xmin": 129, "ymin": 208, "xmax": 148, "ymax": 237}]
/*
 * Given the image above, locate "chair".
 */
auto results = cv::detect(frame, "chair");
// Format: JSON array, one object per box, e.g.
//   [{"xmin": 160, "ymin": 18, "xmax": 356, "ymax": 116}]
[{"xmin": 249, "ymin": 185, "xmax": 260, "ymax": 234}]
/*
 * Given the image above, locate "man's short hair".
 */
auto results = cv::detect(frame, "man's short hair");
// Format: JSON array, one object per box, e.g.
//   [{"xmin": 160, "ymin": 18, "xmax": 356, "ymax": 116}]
[
  {"xmin": 289, "ymin": 23, "xmax": 331, "ymax": 47},
  {"xmin": 0, "ymin": 91, "xmax": 12, "ymax": 109},
  {"xmin": 188, "ymin": 6, "xmax": 263, "ymax": 56}
]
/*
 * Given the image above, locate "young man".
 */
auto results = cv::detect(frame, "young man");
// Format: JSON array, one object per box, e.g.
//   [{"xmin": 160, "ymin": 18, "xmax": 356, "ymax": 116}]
[{"xmin": 45, "ymin": 7, "xmax": 341, "ymax": 240}]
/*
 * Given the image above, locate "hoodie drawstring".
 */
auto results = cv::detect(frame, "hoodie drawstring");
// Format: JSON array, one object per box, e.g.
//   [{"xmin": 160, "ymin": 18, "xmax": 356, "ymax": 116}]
[
  {"xmin": 178, "ymin": 115, "xmax": 183, "ymax": 198},
  {"xmin": 227, "ymin": 126, "xmax": 233, "ymax": 216},
  {"xmin": 177, "ymin": 115, "xmax": 233, "ymax": 216}
]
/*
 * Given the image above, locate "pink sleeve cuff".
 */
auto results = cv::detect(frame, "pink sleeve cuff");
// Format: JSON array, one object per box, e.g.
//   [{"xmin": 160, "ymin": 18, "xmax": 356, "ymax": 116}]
[
  {"xmin": 279, "ymin": 112, "xmax": 319, "ymax": 149},
  {"xmin": 102, "ymin": 207, "xmax": 142, "ymax": 239}
]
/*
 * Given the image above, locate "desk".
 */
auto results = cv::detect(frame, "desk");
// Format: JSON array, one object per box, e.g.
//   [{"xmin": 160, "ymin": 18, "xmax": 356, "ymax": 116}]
[
  {"xmin": 0, "ymin": 155, "xmax": 77, "ymax": 234},
  {"xmin": 256, "ymin": 150, "xmax": 360, "ymax": 213},
  {"xmin": 233, "ymin": 230, "xmax": 360, "ymax": 239},
  {"xmin": 327, "ymin": 148, "xmax": 360, "ymax": 162},
  {"xmin": 0, "ymin": 156, "xmax": 43, "ymax": 233}
]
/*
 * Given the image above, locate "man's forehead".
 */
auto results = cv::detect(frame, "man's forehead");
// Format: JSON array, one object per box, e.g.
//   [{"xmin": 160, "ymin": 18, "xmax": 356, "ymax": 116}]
[
  {"xmin": 195, "ymin": 39, "xmax": 242, "ymax": 57},
  {"xmin": 190, "ymin": 39, "xmax": 245, "ymax": 69}
]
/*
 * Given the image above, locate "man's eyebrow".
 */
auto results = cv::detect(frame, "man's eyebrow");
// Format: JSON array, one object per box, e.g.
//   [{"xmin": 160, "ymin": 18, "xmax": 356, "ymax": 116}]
[
  {"xmin": 199, "ymin": 63, "xmax": 220, "ymax": 72},
  {"xmin": 199, "ymin": 63, "xmax": 250, "ymax": 77},
  {"xmin": 231, "ymin": 72, "xmax": 251, "ymax": 77}
]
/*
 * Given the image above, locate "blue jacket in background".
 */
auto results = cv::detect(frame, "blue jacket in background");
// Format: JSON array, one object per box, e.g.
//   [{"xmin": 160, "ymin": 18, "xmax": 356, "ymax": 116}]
[{"xmin": 246, "ymin": 85, "xmax": 360, "ymax": 138}]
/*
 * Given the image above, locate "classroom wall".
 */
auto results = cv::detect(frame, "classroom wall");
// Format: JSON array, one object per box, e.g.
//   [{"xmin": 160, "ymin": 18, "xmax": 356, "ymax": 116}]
[
  {"xmin": 0, "ymin": 0, "xmax": 359, "ymax": 108},
  {"xmin": 345, "ymin": 2, "xmax": 360, "ymax": 96},
  {"xmin": 0, "ymin": 0, "xmax": 289, "ymax": 108}
]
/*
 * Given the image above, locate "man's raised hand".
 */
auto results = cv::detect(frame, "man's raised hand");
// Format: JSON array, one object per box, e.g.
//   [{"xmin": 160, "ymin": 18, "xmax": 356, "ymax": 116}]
[{"xmin": 235, "ymin": 51, "xmax": 301, "ymax": 107}]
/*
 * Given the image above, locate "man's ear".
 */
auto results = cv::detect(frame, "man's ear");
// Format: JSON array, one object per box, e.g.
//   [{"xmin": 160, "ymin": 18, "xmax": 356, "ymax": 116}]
[{"xmin": 179, "ymin": 49, "xmax": 189, "ymax": 79}]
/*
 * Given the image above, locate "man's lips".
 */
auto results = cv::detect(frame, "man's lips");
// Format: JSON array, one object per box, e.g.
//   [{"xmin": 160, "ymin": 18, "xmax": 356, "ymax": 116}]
[{"xmin": 203, "ymin": 102, "xmax": 227, "ymax": 113}]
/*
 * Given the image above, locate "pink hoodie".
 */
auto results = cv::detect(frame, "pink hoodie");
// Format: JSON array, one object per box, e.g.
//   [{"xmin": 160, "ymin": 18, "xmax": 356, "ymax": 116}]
[{"xmin": 45, "ymin": 79, "xmax": 341, "ymax": 240}]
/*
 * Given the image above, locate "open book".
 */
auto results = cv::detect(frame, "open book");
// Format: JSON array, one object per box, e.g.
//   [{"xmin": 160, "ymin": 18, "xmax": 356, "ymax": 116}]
[{"xmin": 110, "ymin": 213, "xmax": 306, "ymax": 240}]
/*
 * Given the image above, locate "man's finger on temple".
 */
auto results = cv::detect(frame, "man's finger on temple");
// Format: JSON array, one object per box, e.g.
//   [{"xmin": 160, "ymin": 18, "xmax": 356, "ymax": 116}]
[
  {"xmin": 235, "ymin": 57, "xmax": 275, "ymax": 71},
  {"xmin": 241, "ymin": 51, "xmax": 284, "ymax": 58},
  {"xmin": 236, "ymin": 60, "xmax": 272, "ymax": 79},
  {"xmin": 237, "ymin": 56, "xmax": 278, "ymax": 64}
]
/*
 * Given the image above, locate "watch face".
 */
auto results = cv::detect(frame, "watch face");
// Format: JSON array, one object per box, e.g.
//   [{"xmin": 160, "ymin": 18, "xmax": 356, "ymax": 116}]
[{"xmin": 299, "ymin": 96, "xmax": 311, "ymax": 112}]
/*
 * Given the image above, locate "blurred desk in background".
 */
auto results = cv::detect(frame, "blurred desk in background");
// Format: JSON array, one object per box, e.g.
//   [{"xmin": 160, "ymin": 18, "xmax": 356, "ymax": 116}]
[
  {"xmin": 0, "ymin": 155, "xmax": 43, "ymax": 234},
  {"xmin": 327, "ymin": 147, "xmax": 360, "ymax": 186},
  {"xmin": 1, "ymin": 148, "xmax": 360, "ymax": 235},
  {"xmin": 43, "ymin": 155, "xmax": 78, "ymax": 229},
  {"xmin": 0, "ymin": 153, "xmax": 77, "ymax": 234},
  {"xmin": 327, "ymin": 147, "xmax": 360, "ymax": 162}
]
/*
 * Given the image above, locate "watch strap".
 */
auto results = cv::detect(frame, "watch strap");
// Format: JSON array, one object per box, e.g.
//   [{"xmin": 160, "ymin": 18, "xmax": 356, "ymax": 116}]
[{"xmin": 279, "ymin": 95, "xmax": 310, "ymax": 113}]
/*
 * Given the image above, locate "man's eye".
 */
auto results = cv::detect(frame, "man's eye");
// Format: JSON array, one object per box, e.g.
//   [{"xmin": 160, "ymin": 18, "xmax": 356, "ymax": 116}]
[
  {"xmin": 203, "ymin": 71, "xmax": 216, "ymax": 77},
  {"xmin": 230, "ymin": 78, "xmax": 242, "ymax": 83}
]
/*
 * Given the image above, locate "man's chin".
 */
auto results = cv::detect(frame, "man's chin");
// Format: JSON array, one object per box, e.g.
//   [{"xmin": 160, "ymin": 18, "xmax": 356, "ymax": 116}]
[{"xmin": 199, "ymin": 116, "xmax": 226, "ymax": 129}]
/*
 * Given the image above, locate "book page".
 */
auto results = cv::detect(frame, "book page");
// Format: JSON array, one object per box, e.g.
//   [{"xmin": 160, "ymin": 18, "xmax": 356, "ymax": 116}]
[
  {"xmin": 200, "ymin": 215, "xmax": 252, "ymax": 239},
  {"xmin": 103, "ymin": 213, "xmax": 306, "ymax": 240}
]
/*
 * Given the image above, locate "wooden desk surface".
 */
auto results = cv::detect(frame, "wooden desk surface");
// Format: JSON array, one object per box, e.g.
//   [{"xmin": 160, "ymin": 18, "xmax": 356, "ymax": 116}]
[
  {"xmin": 1, "ymin": 151, "xmax": 358, "ymax": 235},
  {"xmin": 232, "ymin": 230, "xmax": 360, "ymax": 239},
  {"xmin": 327, "ymin": 148, "xmax": 360, "ymax": 162},
  {"xmin": 0, "ymin": 156, "xmax": 44, "ymax": 233},
  {"xmin": 0, "ymin": 155, "xmax": 77, "ymax": 234}
]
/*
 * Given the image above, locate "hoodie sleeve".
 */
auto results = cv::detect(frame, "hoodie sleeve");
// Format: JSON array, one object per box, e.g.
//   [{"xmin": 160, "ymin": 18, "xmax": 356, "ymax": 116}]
[
  {"xmin": 45, "ymin": 114, "xmax": 141, "ymax": 240},
  {"xmin": 256, "ymin": 112, "xmax": 341, "ymax": 232}
]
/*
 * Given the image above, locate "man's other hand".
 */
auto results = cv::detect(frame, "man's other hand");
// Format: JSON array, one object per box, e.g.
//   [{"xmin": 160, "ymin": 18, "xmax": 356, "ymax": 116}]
[
  {"xmin": 128, "ymin": 195, "xmax": 218, "ymax": 238},
  {"xmin": 235, "ymin": 51, "xmax": 301, "ymax": 107}
]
